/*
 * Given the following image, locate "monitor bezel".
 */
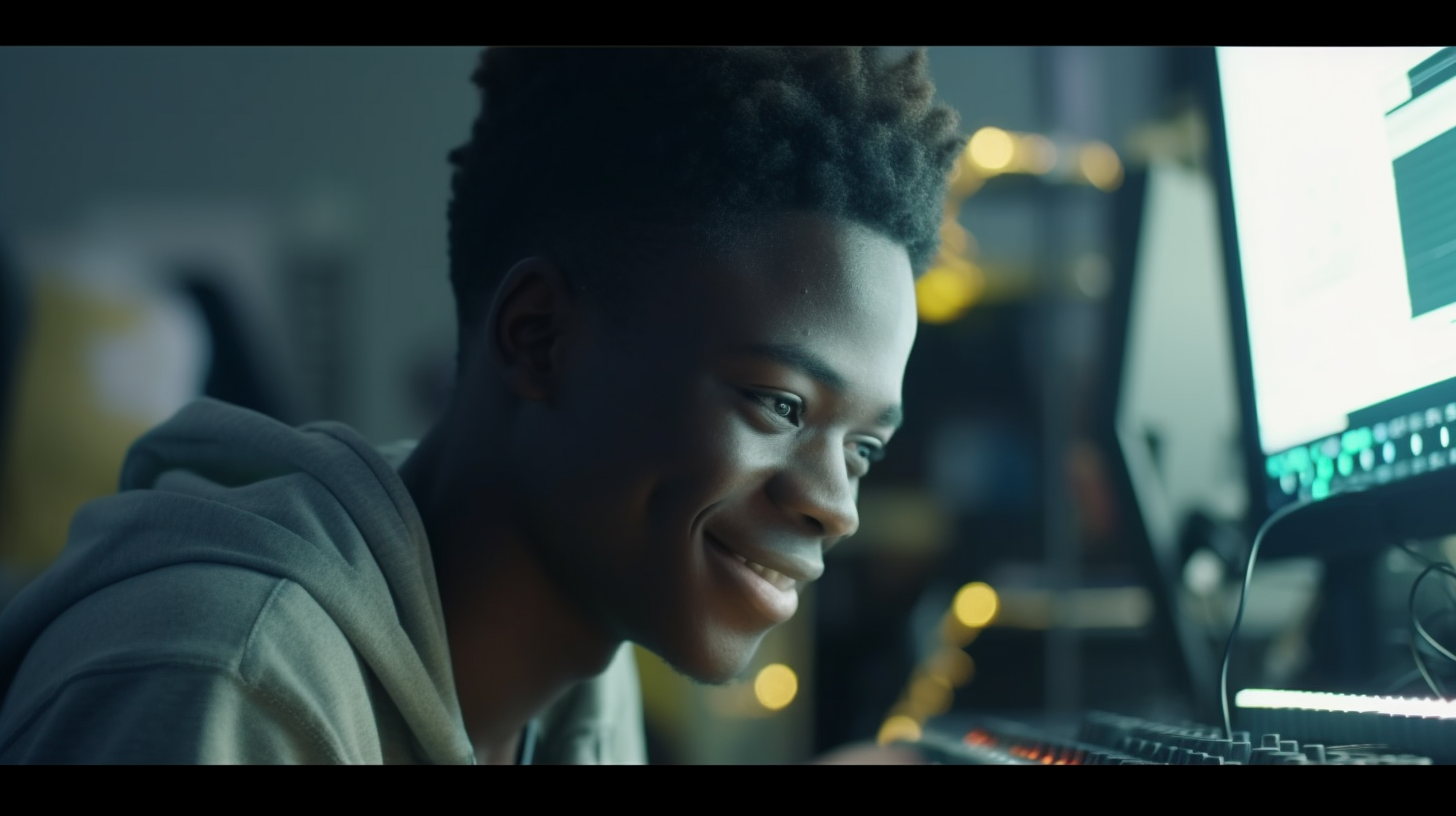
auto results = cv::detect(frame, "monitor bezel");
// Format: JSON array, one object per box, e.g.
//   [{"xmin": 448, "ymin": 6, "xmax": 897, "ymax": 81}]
[{"xmin": 1197, "ymin": 46, "xmax": 1273, "ymax": 535}]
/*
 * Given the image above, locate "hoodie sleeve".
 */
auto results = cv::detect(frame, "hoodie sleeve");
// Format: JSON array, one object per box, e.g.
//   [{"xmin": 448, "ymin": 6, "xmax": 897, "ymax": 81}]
[{"xmin": 0, "ymin": 663, "xmax": 344, "ymax": 764}]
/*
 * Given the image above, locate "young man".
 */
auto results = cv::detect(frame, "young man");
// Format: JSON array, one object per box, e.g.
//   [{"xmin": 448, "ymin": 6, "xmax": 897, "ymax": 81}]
[{"xmin": 0, "ymin": 47, "xmax": 963, "ymax": 764}]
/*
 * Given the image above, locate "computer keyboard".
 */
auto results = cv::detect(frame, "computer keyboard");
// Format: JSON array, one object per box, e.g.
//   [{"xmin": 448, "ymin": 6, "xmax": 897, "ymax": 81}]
[{"xmin": 909, "ymin": 690, "xmax": 1456, "ymax": 765}]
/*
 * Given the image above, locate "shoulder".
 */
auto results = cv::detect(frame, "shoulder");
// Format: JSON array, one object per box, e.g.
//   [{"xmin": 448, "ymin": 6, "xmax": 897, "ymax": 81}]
[
  {"xmin": 8, "ymin": 563, "xmax": 288, "ymax": 694},
  {"xmin": 0, "ymin": 565, "xmax": 386, "ymax": 763}
]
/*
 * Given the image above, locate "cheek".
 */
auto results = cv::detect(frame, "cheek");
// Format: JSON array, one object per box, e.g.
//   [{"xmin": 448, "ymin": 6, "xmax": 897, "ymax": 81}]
[
  {"xmin": 641, "ymin": 384, "xmax": 774, "ymax": 530},
  {"xmin": 531, "ymin": 371, "xmax": 763, "ymax": 534}
]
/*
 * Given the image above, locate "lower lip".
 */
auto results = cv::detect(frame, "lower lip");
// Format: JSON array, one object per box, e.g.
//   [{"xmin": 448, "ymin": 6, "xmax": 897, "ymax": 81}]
[{"xmin": 705, "ymin": 535, "xmax": 799, "ymax": 625}]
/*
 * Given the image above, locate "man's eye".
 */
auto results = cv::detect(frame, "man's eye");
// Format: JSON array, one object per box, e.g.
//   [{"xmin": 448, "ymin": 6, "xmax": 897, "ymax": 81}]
[
  {"xmin": 846, "ymin": 441, "xmax": 886, "ymax": 479},
  {"xmin": 748, "ymin": 391, "xmax": 803, "ymax": 426},
  {"xmin": 854, "ymin": 442, "xmax": 886, "ymax": 464}
]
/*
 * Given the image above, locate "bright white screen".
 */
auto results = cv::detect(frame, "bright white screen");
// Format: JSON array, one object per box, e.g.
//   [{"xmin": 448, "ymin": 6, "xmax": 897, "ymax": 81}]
[{"xmin": 1219, "ymin": 46, "xmax": 1456, "ymax": 454}]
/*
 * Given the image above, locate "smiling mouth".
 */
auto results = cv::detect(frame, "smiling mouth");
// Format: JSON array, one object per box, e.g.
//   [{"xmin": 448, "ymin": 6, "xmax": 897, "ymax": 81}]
[
  {"xmin": 724, "ymin": 550, "xmax": 798, "ymax": 592},
  {"xmin": 705, "ymin": 534, "xmax": 803, "ymax": 625}
]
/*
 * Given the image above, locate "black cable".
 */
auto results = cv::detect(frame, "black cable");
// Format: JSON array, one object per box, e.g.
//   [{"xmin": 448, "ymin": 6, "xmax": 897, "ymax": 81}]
[
  {"xmin": 1390, "ymin": 542, "xmax": 1456, "ymax": 698},
  {"xmin": 1409, "ymin": 560, "xmax": 1456, "ymax": 698},
  {"xmin": 1383, "ymin": 609, "xmax": 1456, "ymax": 694},
  {"xmin": 1399, "ymin": 539, "xmax": 1456, "ymax": 608},
  {"xmin": 1220, "ymin": 513, "xmax": 1456, "ymax": 735},
  {"xmin": 1380, "ymin": 609, "xmax": 1456, "ymax": 690},
  {"xmin": 1219, "ymin": 500, "xmax": 1308, "ymax": 740}
]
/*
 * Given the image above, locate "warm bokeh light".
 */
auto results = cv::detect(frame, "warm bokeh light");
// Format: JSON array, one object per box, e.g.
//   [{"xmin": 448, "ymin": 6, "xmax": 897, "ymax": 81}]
[
  {"xmin": 947, "ymin": 158, "xmax": 986, "ymax": 198},
  {"xmin": 953, "ymin": 582, "xmax": 999, "ymax": 628},
  {"xmin": 908, "ymin": 672, "xmax": 954, "ymax": 719},
  {"xmin": 753, "ymin": 663, "xmax": 798, "ymax": 712},
  {"xmin": 940, "ymin": 611, "xmax": 982, "ymax": 648},
  {"xmin": 939, "ymin": 216, "xmax": 971, "ymax": 257},
  {"xmin": 1016, "ymin": 133, "xmax": 1058, "ymax": 174},
  {"xmin": 967, "ymin": 127, "xmax": 1015, "ymax": 172},
  {"xmin": 1077, "ymin": 141, "xmax": 1123, "ymax": 191},
  {"xmin": 928, "ymin": 647, "xmax": 975, "ymax": 687},
  {"xmin": 915, "ymin": 256, "xmax": 984, "ymax": 324},
  {"xmin": 876, "ymin": 714, "xmax": 923, "ymax": 746}
]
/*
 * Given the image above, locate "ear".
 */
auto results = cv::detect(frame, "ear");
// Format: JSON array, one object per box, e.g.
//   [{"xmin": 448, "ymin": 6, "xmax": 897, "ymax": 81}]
[{"xmin": 484, "ymin": 257, "xmax": 577, "ymax": 402}]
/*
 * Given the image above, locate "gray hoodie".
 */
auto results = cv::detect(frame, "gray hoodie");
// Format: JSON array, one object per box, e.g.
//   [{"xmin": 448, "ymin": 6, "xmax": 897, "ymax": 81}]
[{"xmin": 0, "ymin": 398, "xmax": 645, "ymax": 764}]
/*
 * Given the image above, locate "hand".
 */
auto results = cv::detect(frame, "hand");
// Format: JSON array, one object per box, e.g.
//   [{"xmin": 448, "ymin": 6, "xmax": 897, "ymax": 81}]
[{"xmin": 811, "ymin": 740, "xmax": 926, "ymax": 764}]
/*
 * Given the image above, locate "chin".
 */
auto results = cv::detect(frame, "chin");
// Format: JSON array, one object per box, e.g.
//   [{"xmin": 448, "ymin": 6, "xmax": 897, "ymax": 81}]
[{"xmin": 647, "ymin": 625, "xmax": 770, "ymax": 685}]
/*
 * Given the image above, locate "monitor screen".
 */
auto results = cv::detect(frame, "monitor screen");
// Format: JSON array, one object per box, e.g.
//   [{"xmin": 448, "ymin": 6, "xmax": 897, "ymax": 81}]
[{"xmin": 1218, "ymin": 46, "xmax": 1456, "ymax": 513}]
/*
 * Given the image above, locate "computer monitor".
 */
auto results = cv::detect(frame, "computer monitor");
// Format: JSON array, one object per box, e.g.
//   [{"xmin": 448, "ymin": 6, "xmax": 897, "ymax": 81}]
[
  {"xmin": 1210, "ymin": 47, "xmax": 1456, "ymax": 547},
  {"xmin": 1105, "ymin": 158, "xmax": 1244, "ymax": 718}
]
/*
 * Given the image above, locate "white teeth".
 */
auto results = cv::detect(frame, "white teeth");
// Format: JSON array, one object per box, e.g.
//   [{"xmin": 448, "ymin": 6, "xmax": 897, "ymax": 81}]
[
  {"xmin": 744, "ymin": 559, "xmax": 795, "ymax": 591},
  {"xmin": 720, "ymin": 542, "xmax": 798, "ymax": 591}
]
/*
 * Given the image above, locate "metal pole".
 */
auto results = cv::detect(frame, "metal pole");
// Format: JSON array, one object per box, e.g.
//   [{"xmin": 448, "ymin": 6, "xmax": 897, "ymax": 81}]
[{"xmin": 1039, "ymin": 45, "xmax": 1102, "ymax": 718}]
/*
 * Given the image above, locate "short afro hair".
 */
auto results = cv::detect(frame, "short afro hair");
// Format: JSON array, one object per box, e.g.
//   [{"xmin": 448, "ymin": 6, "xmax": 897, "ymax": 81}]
[{"xmin": 446, "ymin": 47, "xmax": 964, "ymax": 334}]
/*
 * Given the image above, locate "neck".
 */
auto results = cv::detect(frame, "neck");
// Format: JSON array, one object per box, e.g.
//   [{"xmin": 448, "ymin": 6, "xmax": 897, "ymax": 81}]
[{"xmin": 399, "ymin": 406, "xmax": 622, "ymax": 763}]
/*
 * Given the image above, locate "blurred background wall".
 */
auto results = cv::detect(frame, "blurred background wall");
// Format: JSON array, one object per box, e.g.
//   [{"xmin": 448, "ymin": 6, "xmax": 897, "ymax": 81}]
[{"xmin": 0, "ymin": 46, "xmax": 479, "ymax": 441}]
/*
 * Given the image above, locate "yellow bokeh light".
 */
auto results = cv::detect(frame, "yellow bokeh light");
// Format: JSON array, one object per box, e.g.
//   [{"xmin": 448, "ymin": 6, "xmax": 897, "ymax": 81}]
[
  {"xmin": 1078, "ymin": 142, "xmax": 1123, "ymax": 191},
  {"xmin": 948, "ymin": 159, "xmax": 985, "ymax": 198},
  {"xmin": 928, "ymin": 647, "xmax": 976, "ymax": 687},
  {"xmin": 876, "ymin": 714, "xmax": 923, "ymax": 746},
  {"xmin": 915, "ymin": 256, "xmax": 984, "ymax": 324},
  {"xmin": 939, "ymin": 217, "xmax": 970, "ymax": 257},
  {"xmin": 967, "ymin": 127, "xmax": 1015, "ymax": 173},
  {"xmin": 753, "ymin": 663, "xmax": 798, "ymax": 712},
  {"xmin": 939, "ymin": 611, "xmax": 982, "ymax": 648},
  {"xmin": 1017, "ymin": 133, "xmax": 1058, "ymax": 174},
  {"xmin": 953, "ymin": 582, "xmax": 999, "ymax": 629},
  {"xmin": 908, "ymin": 672, "xmax": 954, "ymax": 719}
]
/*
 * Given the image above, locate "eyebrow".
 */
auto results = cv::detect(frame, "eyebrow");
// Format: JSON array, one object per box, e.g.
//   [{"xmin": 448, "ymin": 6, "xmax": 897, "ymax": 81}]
[{"xmin": 734, "ymin": 342, "xmax": 904, "ymax": 430}]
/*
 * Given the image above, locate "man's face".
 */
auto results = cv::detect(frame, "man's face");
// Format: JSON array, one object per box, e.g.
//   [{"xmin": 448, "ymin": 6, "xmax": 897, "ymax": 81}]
[{"xmin": 514, "ymin": 213, "xmax": 917, "ymax": 683}]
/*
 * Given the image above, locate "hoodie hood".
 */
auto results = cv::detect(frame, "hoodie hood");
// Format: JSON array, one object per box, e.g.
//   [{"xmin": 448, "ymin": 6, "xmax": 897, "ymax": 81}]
[{"xmin": 0, "ymin": 398, "xmax": 473, "ymax": 764}]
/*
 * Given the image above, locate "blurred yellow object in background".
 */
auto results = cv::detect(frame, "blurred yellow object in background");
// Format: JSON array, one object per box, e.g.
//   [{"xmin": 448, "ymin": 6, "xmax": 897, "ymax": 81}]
[
  {"xmin": 0, "ymin": 276, "xmax": 207, "ymax": 575},
  {"xmin": 915, "ymin": 254, "xmax": 985, "ymax": 324},
  {"xmin": 1077, "ymin": 141, "xmax": 1124, "ymax": 191},
  {"xmin": 953, "ymin": 581, "xmax": 999, "ymax": 629},
  {"xmin": 907, "ymin": 671, "xmax": 954, "ymax": 719},
  {"xmin": 876, "ymin": 714, "xmax": 922, "ymax": 746},
  {"xmin": 753, "ymin": 663, "xmax": 798, "ymax": 712},
  {"xmin": 966, "ymin": 127, "xmax": 1015, "ymax": 173},
  {"xmin": 927, "ymin": 646, "xmax": 975, "ymax": 688}
]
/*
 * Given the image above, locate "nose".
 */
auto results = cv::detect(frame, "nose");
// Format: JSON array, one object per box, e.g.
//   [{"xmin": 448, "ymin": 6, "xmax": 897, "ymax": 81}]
[{"xmin": 768, "ymin": 436, "xmax": 860, "ymax": 542}]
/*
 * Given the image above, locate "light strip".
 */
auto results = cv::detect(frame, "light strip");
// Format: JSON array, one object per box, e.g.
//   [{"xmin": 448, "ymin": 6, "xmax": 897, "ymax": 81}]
[{"xmin": 1236, "ymin": 688, "xmax": 1456, "ymax": 719}]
